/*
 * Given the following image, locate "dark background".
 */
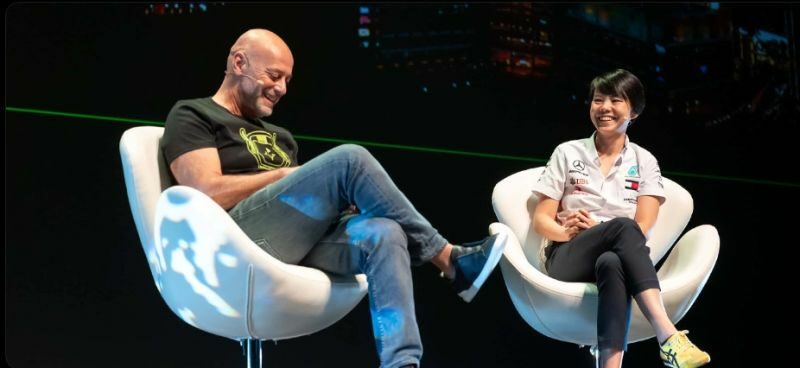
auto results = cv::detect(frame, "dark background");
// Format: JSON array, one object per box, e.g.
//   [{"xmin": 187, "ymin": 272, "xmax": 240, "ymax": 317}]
[{"xmin": 6, "ymin": 3, "xmax": 799, "ymax": 367}]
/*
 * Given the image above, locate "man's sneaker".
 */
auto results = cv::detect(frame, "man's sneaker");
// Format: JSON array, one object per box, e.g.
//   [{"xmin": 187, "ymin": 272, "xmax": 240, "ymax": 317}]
[
  {"xmin": 659, "ymin": 330, "xmax": 711, "ymax": 368},
  {"xmin": 447, "ymin": 232, "xmax": 508, "ymax": 303}
]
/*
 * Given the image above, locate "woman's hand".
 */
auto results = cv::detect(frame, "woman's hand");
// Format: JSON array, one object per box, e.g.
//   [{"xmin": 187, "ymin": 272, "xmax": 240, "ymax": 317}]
[{"xmin": 563, "ymin": 209, "xmax": 597, "ymax": 239}]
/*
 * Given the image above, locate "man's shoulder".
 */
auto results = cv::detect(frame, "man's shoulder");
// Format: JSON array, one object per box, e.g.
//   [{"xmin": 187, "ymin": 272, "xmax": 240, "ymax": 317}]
[
  {"xmin": 172, "ymin": 97, "xmax": 214, "ymax": 110},
  {"xmin": 164, "ymin": 97, "xmax": 218, "ymax": 132},
  {"xmin": 166, "ymin": 97, "xmax": 219, "ymax": 124}
]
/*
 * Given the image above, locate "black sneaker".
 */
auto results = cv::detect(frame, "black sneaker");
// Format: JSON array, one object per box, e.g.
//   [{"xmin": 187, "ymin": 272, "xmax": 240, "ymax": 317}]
[{"xmin": 447, "ymin": 232, "xmax": 508, "ymax": 302}]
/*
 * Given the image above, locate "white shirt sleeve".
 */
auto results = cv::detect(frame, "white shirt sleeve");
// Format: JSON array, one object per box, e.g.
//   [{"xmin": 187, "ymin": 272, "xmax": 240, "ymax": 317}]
[
  {"xmin": 637, "ymin": 150, "xmax": 666, "ymax": 202},
  {"xmin": 532, "ymin": 146, "xmax": 566, "ymax": 201}
]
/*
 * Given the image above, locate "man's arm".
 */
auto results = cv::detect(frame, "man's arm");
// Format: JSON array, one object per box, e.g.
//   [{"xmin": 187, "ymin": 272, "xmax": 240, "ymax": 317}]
[
  {"xmin": 633, "ymin": 195, "xmax": 661, "ymax": 238},
  {"xmin": 170, "ymin": 147, "xmax": 295, "ymax": 210}
]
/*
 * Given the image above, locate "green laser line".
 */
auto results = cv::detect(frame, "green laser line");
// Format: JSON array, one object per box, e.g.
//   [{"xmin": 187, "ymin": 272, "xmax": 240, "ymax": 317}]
[
  {"xmin": 658, "ymin": 171, "xmax": 797, "ymax": 188},
  {"xmin": 7, "ymin": 106, "xmax": 799, "ymax": 188},
  {"xmin": 293, "ymin": 134, "xmax": 547, "ymax": 163},
  {"xmin": 6, "ymin": 106, "xmax": 164, "ymax": 126}
]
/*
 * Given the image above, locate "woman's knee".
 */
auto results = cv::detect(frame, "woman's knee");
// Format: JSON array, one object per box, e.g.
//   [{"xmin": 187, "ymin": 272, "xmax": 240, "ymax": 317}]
[
  {"xmin": 606, "ymin": 217, "xmax": 644, "ymax": 239},
  {"xmin": 595, "ymin": 252, "xmax": 623, "ymax": 275},
  {"xmin": 607, "ymin": 217, "xmax": 638, "ymax": 231}
]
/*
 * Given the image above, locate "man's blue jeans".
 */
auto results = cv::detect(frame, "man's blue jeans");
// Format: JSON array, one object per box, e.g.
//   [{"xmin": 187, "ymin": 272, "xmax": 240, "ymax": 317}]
[{"xmin": 228, "ymin": 144, "xmax": 448, "ymax": 368}]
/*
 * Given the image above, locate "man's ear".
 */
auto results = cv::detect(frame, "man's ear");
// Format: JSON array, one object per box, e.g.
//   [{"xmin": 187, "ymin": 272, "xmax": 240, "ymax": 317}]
[{"xmin": 233, "ymin": 51, "xmax": 246, "ymax": 71}]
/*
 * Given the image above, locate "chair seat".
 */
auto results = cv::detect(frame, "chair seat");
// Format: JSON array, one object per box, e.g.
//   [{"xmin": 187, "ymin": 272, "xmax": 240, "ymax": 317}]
[
  {"xmin": 489, "ymin": 168, "xmax": 719, "ymax": 346},
  {"xmin": 154, "ymin": 185, "xmax": 368, "ymax": 340},
  {"xmin": 120, "ymin": 126, "xmax": 368, "ymax": 347}
]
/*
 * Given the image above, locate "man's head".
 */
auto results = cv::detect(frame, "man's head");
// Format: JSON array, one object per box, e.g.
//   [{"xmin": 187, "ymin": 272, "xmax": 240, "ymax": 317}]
[{"xmin": 220, "ymin": 29, "xmax": 294, "ymax": 119}]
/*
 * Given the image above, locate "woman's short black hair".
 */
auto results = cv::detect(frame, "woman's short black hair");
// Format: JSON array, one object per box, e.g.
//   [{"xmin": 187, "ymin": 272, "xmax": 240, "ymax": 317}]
[{"xmin": 588, "ymin": 69, "xmax": 646, "ymax": 117}]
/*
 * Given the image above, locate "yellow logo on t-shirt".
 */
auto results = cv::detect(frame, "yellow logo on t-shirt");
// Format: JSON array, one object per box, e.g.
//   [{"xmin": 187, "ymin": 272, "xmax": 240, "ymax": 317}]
[{"xmin": 240, "ymin": 128, "xmax": 292, "ymax": 170}]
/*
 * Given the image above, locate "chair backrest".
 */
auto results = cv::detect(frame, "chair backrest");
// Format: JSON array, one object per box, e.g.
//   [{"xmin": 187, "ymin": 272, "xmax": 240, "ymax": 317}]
[
  {"xmin": 492, "ymin": 167, "xmax": 693, "ymax": 270},
  {"xmin": 120, "ymin": 126, "xmax": 174, "ymax": 283}
]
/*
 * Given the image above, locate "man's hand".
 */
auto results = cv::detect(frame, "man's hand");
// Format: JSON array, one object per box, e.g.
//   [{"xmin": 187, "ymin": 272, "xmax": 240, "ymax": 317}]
[
  {"xmin": 342, "ymin": 204, "xmax": 360, "ymax": 215},
  {"xmin": 278, "ymin": 166, "xmax": 299, "ymax": 178}
]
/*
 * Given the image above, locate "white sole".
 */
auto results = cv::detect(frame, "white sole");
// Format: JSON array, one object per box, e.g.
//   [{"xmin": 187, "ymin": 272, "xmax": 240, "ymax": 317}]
[{"xmin": 458, "ymin": 232, "xmax": 508, "ymax": 302}]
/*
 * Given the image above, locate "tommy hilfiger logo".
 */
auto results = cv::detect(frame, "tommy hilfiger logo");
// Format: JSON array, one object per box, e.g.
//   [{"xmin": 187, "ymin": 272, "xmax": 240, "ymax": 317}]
[
  {"xmin": 625, "ymin": 179, "xmax": 640, "ymax": 190},
  {"xmin": 570, "ymin": 178, "xmax": 589, "ymax": 185}
]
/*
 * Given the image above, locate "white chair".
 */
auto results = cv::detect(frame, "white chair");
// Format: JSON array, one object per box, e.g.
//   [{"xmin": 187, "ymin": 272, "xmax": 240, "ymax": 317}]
[
  {"xmin": 489, "ymin": 168, "xmax": 719, "ymax": 366},
  {"xmin": 120, "ymin": 126, "xmax": 368, "ymax": 367}
]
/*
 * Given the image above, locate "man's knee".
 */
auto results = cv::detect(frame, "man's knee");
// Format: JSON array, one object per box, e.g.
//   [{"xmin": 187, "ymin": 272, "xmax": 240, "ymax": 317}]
[
  {"xmin": 331, "ymin": 144, "xmax": 374, "ymax": 163},
  {"xmin": 350, "ymin": 217, "xmax": 407, "ymax": 252}
]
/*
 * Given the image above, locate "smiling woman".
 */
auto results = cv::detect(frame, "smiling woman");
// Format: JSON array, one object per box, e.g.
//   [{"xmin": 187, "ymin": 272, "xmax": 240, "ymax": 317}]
[{"xmin": 530, "ymin": 69, "xmax": 710, "ymax": 368}]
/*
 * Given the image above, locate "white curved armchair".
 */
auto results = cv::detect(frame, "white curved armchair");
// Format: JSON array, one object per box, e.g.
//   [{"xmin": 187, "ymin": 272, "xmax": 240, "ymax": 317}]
[
  {"xmin": 490, "ymin": 168, "xmax": 719, "ymax": 363},
  {"xmin": 120, "ymin": 126, "xmax": 368, "ymax": 367}
]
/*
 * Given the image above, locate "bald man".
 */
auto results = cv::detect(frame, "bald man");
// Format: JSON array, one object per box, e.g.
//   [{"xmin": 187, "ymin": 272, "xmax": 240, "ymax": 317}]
[{"xmin": 161, "ymin": 29, "xmax": 507, "ymax": 368}]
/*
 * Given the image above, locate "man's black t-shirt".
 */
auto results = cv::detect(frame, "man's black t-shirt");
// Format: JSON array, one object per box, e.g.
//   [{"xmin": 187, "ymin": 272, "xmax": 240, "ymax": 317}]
[{"xmin": 161, "ymin": 97, "xmax": 298, "ymax": 173}]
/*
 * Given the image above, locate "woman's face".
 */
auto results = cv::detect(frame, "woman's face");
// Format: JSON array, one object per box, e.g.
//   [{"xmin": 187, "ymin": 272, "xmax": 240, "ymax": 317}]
[{"xmin": 589, "ymin": 92, "xmax": 637, "ymax": 135}]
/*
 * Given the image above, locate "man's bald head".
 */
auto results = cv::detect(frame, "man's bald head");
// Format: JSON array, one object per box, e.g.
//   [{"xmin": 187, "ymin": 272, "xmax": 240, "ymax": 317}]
[
  {"xmin": 226, "ymin": 29, "xmax": 293, "ymax": 72},
  {"xmin": 216, "ymin": 28, "xmax": 294, "ymax": 119}
]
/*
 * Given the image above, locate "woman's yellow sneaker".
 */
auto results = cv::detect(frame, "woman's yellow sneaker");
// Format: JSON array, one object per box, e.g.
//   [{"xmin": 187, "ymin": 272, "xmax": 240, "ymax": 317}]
[{"xmin": 659, "ymin": 330, "xmax": 711, "ymax": 368}]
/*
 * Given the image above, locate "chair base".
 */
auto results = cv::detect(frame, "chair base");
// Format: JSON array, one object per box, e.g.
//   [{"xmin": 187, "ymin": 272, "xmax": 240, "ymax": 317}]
[
  {"xmin": 241, "ymin": 338, "xmax": 262, "ymax": 368},
  {"xmin": 582, "ymin": 345, "xmax": 600, "ymax": 368}
]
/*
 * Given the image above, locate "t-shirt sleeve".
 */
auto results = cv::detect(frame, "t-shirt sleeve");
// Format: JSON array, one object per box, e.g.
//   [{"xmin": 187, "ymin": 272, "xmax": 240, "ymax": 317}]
[
  {"xmin": 531, "ymin": 146, "xmax": 566, "ymax": 201},
  {"xmin": 637, "ymin": 150, "xmax": 666, "ymax": 203},
  {"xmin": 161, "ymin": 101, "xmax": 217, "ymax": 164}
]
